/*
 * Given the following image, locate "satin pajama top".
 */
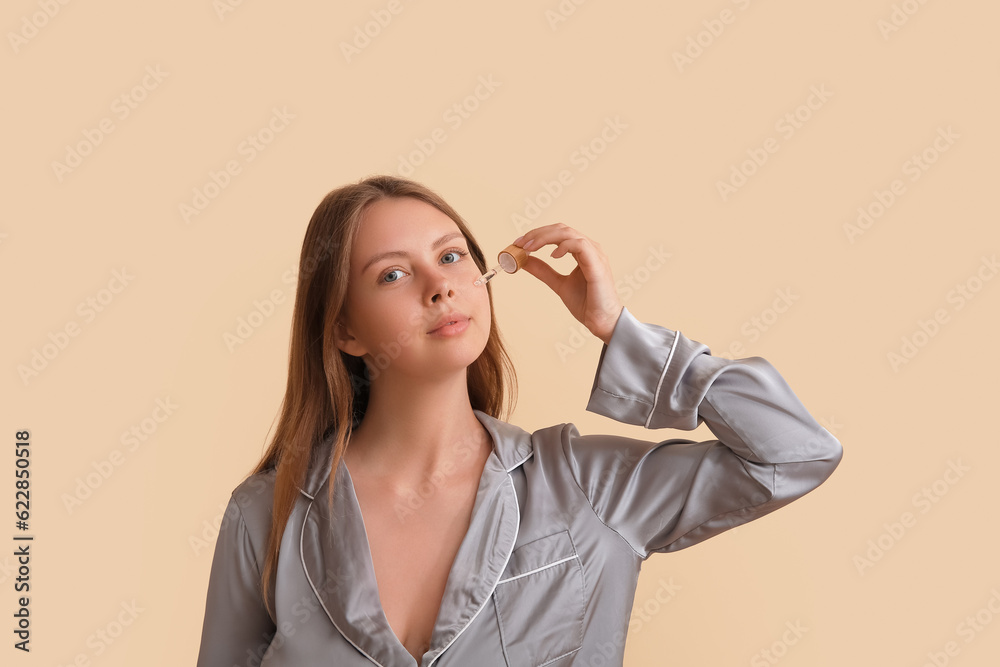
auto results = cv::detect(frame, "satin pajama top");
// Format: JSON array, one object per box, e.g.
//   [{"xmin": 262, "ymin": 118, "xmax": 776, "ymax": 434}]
[{"xmin": 196, "ymin": 306, "xmax": 843, "ymax": 667}]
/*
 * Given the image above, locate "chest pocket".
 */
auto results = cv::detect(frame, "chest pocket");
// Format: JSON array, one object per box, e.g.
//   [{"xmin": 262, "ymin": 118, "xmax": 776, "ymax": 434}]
[{"xmin": 493, "ymin": 530, "xmax": 586, "ymax": 667}]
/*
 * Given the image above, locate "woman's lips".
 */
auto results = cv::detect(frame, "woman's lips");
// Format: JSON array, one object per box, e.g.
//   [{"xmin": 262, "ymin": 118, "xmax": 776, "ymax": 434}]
[{"xmin": 428, "ymin": 318, "xmax": 470, "ymax": 336}]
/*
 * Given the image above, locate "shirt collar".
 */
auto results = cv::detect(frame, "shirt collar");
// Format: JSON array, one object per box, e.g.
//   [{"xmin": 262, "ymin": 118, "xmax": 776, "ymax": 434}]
[
  {"xmin": 295, "ymin": 408, "xmax": 531, "ymax": 665},
  {"xmin": 296, "ymin": 408, "xmax": 534, "ymax": 500}
]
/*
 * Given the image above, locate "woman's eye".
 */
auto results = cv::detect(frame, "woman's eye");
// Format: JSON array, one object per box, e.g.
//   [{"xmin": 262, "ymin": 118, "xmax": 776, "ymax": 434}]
[{"xmin": 379, "ymin": 250, "xmax": 467, "ymax": 284}]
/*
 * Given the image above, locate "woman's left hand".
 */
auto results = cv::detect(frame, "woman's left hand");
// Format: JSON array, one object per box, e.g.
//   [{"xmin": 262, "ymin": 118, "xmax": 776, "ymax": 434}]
[{"xmin": 511, "ymin": 223, "xmax": 624, "ymax": 345}]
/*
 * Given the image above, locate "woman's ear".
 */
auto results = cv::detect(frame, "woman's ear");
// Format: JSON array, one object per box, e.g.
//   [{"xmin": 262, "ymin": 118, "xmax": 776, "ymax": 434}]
[{"xmin": 333, "ymin": 321, "xmax": 367, "ymax": 357}]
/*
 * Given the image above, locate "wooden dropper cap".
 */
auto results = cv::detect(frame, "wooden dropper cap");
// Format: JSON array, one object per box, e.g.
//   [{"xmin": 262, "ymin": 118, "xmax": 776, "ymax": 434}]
[{"xmin": 498, "ymin": 244, "xmax": 529, "ymax": 273}]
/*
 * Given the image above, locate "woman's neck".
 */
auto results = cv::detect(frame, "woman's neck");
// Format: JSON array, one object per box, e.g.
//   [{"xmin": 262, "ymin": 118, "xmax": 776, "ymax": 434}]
[{"xmin": 345, "ymin": 370, "xmax": 493, "ymax": 487}]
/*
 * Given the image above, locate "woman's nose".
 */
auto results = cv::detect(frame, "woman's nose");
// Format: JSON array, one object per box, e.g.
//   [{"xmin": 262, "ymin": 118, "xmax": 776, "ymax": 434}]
[
  {"xmin": 430, "ymin": 284, "xmax": 455, "ymax": 303},
  {"xmin": 426, "ymin": 267, "xmax": 456, "ymax": 303}
]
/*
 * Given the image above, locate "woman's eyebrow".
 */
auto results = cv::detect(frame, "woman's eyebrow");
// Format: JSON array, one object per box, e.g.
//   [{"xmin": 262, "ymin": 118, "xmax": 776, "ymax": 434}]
[{"xmin": 361, "ymin": 232, "xmax": 466, "ymax": 274}]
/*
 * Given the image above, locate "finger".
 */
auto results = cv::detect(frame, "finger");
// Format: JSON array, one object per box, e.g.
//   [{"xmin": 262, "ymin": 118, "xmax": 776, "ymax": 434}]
[
  {"xmin": 513, "ymin": 222, "xmax": 592, "ymax": 252},
  {"xmin": 549, "ymin": 237, "xmax": 613, "ymax": 279},
  {"xmin": 549, "ymin": 236, "xmax": 593, "ymax": 259},
  {"xmin": 518, "ymin": 256, "xmax": 566, "ymax": 292}
]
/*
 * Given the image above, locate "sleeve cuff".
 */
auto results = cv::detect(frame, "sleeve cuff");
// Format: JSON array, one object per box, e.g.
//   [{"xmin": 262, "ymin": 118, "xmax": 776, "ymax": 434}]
[{"xmin": 585, "ymin": 306, "xmax": 727, "ymax": 430}]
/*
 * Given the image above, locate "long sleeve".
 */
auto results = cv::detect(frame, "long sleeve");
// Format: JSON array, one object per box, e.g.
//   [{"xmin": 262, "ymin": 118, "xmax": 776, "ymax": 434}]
[
  {"xmin": 564, "ymin": 306, "xmax": 843, "ymax": 559},
  {"xmin": 196, "ymin": 493, "xmax": 277, "ymax": 667}
]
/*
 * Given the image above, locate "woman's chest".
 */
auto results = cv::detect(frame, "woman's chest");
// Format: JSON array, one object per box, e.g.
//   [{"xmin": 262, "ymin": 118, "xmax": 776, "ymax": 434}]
[
  {"xmin": 353, "ymin": 473, "xmax": 483, "ymax": 660},
  {"xmin": 278, "ymin": 453, "xmax": 627, "ymax": 665}
]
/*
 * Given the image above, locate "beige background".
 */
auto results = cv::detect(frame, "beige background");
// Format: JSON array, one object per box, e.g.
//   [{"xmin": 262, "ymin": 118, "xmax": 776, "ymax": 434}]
[{"xmin": 3, "ymin": 0, "xmax": 999, "ymax": 664}]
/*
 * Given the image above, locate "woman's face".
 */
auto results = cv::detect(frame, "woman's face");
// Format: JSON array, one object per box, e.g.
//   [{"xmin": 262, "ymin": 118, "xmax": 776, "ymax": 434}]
[{"xmin": 335, "ymin": 196, "xmax": 492, "ymax": 382}]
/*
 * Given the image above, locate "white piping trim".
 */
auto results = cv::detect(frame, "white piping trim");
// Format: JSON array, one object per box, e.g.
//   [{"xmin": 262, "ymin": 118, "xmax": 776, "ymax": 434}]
[
  {"xmin": 508, "ymin": 449, "xmax": 533, "ymax": 472},
  {"xmin": 428, "ymin": 474, "xmax": 520, "ymax": 666},
  {"xmin": 496, "ymin": 553, "xmax": 580, "ymax": 585},
  {"xmin": 299, "ymin": 499, "xmax": 386, "ymax": 667},
  {"xmin": 645, "ymin": 330, "xmax": 680, "ymax": 428}
]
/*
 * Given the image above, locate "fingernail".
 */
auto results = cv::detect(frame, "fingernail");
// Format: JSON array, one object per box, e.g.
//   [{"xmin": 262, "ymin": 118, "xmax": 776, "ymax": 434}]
[
  {"xmin": 514, "ymin": 235, "xmax": 524, "ymax": 245},
  {"xmin": 523, "ymin": 239, "xmax": 534, "ymax": 250}
]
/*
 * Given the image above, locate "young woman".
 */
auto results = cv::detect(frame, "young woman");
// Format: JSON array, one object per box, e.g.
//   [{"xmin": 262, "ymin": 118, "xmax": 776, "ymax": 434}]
[{"xmin": 196, "ymin": 175, "xmax": 843, "ymax": 667}]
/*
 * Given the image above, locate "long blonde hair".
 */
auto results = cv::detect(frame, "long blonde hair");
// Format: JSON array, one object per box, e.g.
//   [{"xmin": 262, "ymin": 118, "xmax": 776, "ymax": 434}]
[{"xmin": 250, "ymin": 174, "xmax": 518, "ymax": 616}]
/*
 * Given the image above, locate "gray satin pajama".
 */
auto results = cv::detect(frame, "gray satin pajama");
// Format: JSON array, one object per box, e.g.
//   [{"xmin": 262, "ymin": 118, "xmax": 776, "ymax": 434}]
[{"xmin": 196, "ymin": 306, "xmax": 843, "ymax": 666}]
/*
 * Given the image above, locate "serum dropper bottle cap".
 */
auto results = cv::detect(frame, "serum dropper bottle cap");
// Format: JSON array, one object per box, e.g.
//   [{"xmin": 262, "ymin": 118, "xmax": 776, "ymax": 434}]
[{"xmin": 474, "ymin": 243, "xmax": 529, "ymax": 286}]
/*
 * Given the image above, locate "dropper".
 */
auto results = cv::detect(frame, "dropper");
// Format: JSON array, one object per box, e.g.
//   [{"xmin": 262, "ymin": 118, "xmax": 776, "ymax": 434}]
[
  {"xmin": 473, "ymin": 265, "xmax": 502, "ymax": 286},
  {"xmin": 474, "ymin": 244, "xmax": 529, "ymax": 287}
]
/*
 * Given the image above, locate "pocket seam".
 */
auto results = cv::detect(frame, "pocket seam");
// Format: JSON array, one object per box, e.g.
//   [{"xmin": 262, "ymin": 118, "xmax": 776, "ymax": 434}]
[
  {"xmin": 493, "ymin": 530, "xmax": 586, "ymax": 667},
  {"xmin": 539, "ymin": 645, "xmax": 583, "ymax": 667},
  {"xmin": 497, "ymin": 553, "xmax": 579, "ymax": 585}
]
